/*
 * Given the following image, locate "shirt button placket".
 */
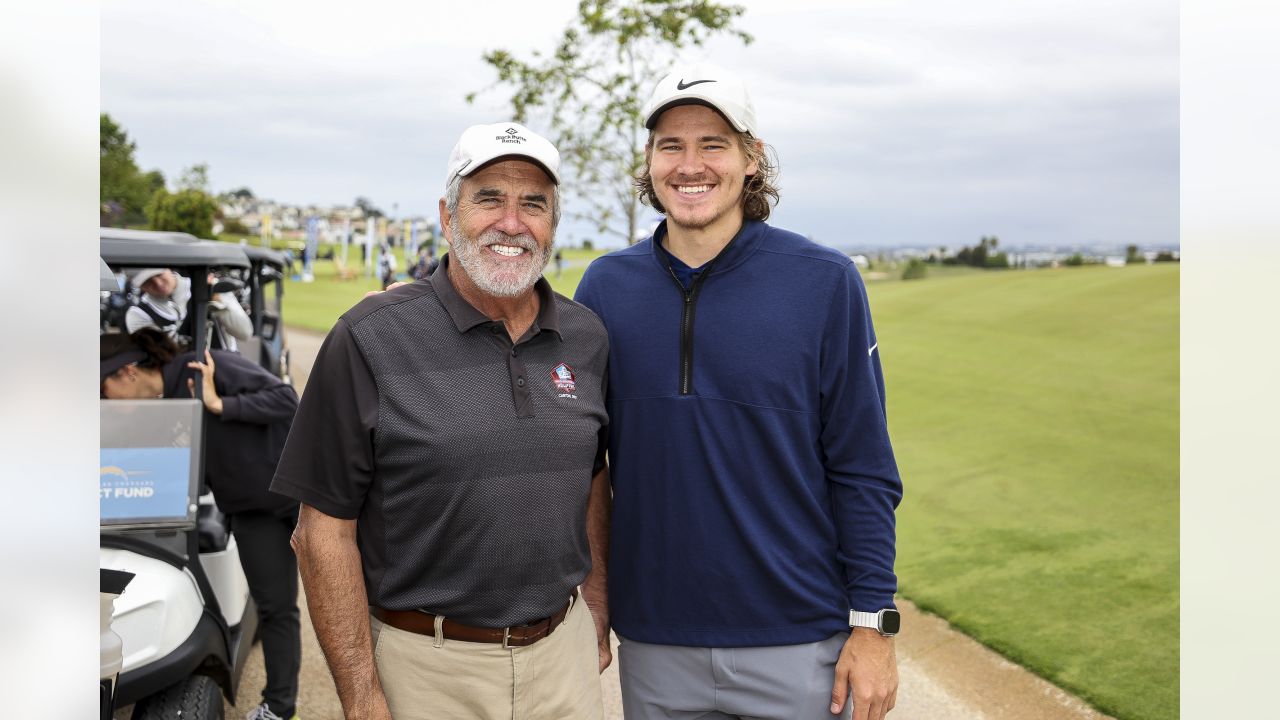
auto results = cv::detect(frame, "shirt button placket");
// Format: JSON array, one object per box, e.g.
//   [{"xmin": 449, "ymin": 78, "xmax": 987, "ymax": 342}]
[{"xmin": 508, "ymin": 340, "xmax": 532, "ymax": 417}]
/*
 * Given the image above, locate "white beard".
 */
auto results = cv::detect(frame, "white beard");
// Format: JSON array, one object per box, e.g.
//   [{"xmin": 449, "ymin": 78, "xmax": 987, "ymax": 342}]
[{"xmin": 449, "ymin": 218, "xmax": 552, "ymax": 297}]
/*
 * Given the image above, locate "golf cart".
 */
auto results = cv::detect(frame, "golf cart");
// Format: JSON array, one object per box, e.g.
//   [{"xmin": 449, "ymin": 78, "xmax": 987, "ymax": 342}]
[
  {"xmin": 239, "ymin": 245, "xmax": 292, "ymax": 386},
  {"xmin": 100, "ymin": 236, "xmax": 258, "ymax": 719},
  {"xmin": 99, "ymin": 228, "xmax": 292, "ymax": 385}
]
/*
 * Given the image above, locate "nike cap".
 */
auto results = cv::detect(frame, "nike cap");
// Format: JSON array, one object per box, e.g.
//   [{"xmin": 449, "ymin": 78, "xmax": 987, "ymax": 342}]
[
  {"xmin": 444, "ymin": 122, "xmax": 561, "ymax": 187},
  {"xmin": 642, "ymin": 63, "xmax": 758, "ymax": 136}
]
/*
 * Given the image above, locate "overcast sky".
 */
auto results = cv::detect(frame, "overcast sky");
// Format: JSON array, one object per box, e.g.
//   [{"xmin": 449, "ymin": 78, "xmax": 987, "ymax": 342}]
[{"xmin": 101, "ymin": 0, "xmax": 1177, "ymax": 250}]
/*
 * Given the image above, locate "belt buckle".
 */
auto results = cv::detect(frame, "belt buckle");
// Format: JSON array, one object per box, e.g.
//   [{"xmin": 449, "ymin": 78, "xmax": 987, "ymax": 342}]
[{"xmin": 502, "ymin": 626, "xmax": 512, "ymax": 650}]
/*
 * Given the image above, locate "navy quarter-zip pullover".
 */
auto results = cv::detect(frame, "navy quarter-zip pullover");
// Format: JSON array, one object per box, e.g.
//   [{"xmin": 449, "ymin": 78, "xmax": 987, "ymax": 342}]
[{"xmin": 575, "ymin": 220, "xmax": 903, "ymax": 647}]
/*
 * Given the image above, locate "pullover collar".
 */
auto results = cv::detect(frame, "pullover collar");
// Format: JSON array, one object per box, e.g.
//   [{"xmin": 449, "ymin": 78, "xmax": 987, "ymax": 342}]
[{"xmin": 649, "ymin": 219, "xmax": 768, "ymax": 278}]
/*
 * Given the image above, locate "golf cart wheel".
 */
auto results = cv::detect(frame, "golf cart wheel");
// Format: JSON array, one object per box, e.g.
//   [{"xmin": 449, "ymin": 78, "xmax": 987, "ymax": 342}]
[{"xmin": 131, "ymin": 674, "xmax": 222, "ymax": 720}]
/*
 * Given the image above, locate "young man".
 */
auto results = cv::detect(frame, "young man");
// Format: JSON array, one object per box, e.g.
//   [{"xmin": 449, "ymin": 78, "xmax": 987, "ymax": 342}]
[
  {"xmin": 574, "ymin": 64, "xmax": 904, "ymax": 720},
  {"xmin": 272, "ymin": 122, "xmax": 612, "ymax": 720}
]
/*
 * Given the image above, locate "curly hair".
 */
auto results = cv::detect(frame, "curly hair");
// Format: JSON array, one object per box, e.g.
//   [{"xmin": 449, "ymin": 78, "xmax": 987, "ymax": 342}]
[{"xmin": 634, "ymin": 128, "xmax": 780, "ymax": 222}]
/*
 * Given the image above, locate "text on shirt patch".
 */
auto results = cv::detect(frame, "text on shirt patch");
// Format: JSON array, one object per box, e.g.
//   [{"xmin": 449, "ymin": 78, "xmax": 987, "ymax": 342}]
[{"xmin": 552, "ymin": 362, "xmax": 577, "ymax": 398}]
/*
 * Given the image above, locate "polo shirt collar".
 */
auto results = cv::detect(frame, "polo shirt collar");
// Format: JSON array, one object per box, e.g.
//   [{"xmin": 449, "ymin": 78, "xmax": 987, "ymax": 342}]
[{"xmin": 429, "ymin": 253, "xmax": 562, "ymax": 339}]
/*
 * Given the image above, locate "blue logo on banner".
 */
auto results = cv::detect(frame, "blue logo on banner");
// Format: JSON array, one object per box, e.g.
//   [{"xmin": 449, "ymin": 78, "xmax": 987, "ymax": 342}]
[{"xmin": 100, "ymin": 447, "xmax": 192, "ymax": 522}]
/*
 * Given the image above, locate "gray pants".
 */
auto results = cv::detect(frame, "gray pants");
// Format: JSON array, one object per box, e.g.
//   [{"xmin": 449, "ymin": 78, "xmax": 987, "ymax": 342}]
[{"xmin": 618, "ymin": 633, "xmax": 851, "ymax": 720}]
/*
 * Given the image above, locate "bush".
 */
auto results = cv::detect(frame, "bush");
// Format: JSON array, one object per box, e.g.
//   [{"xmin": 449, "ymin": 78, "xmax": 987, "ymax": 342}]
[
  {"xmin": 901, "ymin": 258, "xmax": 928, "ymax": 281},
  {"xmin": 1154, "ymin": 251, "xmax": 1177, "ymax": 262},
  {"xmin": 221, "ymin": 217, "xmax": 250, "ymax": 235},
  {"xmin": 1065, "ymin": 253, "xmax": 1085, "ymax": 267},
  {"xmin": 146, "ymin": 188, "xmax": 218, "ymax": 238}
]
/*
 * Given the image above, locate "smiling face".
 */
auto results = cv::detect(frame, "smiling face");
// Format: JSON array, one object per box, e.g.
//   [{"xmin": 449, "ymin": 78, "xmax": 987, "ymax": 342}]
[
  {"xmin": 441, "ymin": 159, "xmax": 556, "ymax": 299},
  {"xmin": 647, "ymin": 104, "xmax": 759, "ymax": 239}
]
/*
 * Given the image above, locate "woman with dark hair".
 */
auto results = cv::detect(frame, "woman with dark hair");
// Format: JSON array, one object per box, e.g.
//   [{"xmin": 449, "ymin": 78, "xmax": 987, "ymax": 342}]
[{"xmin": 100, "ymin": 328, "xmax": 303, "ymax": 720}]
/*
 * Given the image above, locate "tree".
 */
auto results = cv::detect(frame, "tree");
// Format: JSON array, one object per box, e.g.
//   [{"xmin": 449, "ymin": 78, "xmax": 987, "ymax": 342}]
[
  {"xmin": 469, "ymin": 0, "xmax": 752, "ymax": 245},
  {"xmin": 901, "ymin": 258, "xmax": 927, "ymax": 281},
  {"xmin": 146, "ymin": 188, "xmax": 218, "ymax": 238},
  {"xmin": 355, "ymin": 196, "xmax": 384, "ymax": 218},
  {"xmin": 100, "ymin": 113, "xmax": 165, "ymax": 225},
  {"xmin": 1126, "ymin": 244, "xmax": 1142, "ymax": 264},
  {"xmin": 177, "ymin": 163, "xmax": 211, "ymax": 193}
]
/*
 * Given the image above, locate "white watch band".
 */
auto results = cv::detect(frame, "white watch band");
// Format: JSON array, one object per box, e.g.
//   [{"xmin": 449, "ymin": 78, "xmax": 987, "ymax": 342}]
[{"xmin": 849, "ymin": 610, "xmax": 880, "ymax": 629}]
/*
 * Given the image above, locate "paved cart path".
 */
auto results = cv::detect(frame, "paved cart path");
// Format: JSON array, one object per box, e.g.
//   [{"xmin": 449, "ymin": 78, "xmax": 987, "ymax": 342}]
[{"xmin": 119, "ymin": 326, "xmax": 1116, "ymax": 720}]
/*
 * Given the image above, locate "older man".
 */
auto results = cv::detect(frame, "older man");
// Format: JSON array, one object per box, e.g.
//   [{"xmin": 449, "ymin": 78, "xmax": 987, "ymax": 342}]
[
  {"xmin": 574, "ymin": 64, "xmax": 904, "ymax": 720},
  {"xmin": 272, "ymin": 122, "xmax": 611, "ymax": 720}
]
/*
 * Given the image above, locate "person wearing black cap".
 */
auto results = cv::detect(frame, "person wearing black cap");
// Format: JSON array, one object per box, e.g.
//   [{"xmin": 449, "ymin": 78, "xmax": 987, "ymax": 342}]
[
  {"xmin": 100, "ymin": 328, "xmax": 303, "ymax": 720},
  {"xmin": 272, "ymin": 122, "xmax": 611, "ymax": 720},
  {"xmin": 574, "ymin": 63, "xmax": 903, "ymax": 720}
]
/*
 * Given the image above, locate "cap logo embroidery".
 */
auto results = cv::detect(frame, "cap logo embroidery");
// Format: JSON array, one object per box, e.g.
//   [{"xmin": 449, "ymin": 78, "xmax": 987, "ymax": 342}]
[
  {"xmin": 496, "ymin": 129, "xmax": 527, "ymax": 145},
  {"xmin": 676, "ymin": 78, "xmax": 715, "ymax": 90},
  {"xmin": 551, "ymin": 362, "xmax": 577, "ymax": 395}
]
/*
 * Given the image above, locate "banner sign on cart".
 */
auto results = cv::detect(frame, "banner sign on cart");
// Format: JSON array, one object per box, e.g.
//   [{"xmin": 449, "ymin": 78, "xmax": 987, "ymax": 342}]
[{"xmin": 100, "ymin": 447, "xmax": 193, "ymax": 523}]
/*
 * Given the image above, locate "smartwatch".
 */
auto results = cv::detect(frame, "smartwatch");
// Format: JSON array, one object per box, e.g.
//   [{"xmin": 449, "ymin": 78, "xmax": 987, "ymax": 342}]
[{"xmin": 849, "ymin": 609, "xmax": 901, "ymax": 637}]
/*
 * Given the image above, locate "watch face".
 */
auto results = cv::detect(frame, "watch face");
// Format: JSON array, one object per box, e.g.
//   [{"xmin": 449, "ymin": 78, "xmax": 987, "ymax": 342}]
[{"xmin": 880, "ymin": 610, "xmax": 901, "ymax": 634}]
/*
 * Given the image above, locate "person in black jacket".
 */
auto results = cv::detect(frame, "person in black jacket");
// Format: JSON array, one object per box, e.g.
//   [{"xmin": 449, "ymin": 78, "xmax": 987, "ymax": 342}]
[{"xmin": 101, "ymin": 328, "xmax": 303, "ymax": 720}]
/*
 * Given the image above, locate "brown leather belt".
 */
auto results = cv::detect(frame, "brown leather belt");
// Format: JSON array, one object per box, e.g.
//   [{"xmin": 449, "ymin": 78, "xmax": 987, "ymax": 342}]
[{"xmin": 371, "ymin": 589, "xmax": 578, "ymax": 648}]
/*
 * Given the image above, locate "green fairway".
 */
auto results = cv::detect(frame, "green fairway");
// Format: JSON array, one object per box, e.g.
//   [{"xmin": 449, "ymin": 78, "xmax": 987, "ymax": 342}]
[{"xmin": 867, "ymin": 265, "xmax": 1179, "ymax": 720}]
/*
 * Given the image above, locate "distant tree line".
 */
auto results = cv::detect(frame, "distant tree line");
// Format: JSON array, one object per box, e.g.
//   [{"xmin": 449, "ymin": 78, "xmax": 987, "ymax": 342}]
[
  {"xmin": 932, "ymin": 236, "xmax": 1010, "ymax": 268},
  {"xmin": 102, "ymin": 114, "xmax": 414, "ymax": 242}
]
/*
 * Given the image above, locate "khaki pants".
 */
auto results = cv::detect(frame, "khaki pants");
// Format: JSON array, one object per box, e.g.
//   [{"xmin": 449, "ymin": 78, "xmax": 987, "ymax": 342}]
[{"xmin": 370, "ymin": 596, "xmax": 603, "ymax": 720}]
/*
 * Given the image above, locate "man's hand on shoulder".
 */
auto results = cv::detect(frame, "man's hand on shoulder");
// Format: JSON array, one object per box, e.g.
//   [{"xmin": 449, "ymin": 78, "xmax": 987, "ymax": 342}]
[
  {"xmin": 831, "ymin": 628, "xmax": 898, "ymax": 720},
  {"xmin": 364, "ymin": 281, "xmax": 410, "ymax": 298}
]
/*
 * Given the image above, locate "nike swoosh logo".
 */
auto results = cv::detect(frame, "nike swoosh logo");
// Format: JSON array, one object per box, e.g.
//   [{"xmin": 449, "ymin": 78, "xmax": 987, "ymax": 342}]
[
  {"xmin": 676, "ymin": 79, "xmax": 716, "ymax": 90},
  {"xmin": 868, "ymin": 342, "xmax": 878, "ymax": 356}
]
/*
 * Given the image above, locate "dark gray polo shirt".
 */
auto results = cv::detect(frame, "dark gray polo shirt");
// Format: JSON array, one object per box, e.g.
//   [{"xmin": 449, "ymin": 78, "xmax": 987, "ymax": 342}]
[{"xmin": 271, "ymin": 255, "xmax": 608, "ymax": 627}]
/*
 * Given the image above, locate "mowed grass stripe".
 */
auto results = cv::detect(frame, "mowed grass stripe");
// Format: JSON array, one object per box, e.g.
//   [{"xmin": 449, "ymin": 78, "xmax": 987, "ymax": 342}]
[{"xmin": 867, "ymin": 265, "xmax": 1178, "ymax": 720}]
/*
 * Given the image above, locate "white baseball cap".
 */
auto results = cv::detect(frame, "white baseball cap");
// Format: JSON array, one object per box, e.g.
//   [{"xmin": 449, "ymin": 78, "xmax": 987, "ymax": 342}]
[
  {"xmin": 444, "ymin": 122, "xmax": 561, "ymax": 187},
  {"xmin": 129, "ymin": 267, "xmax": 167, "ymax": 290},
  {"xmin": 641, "ymin": 63, "xmax": 758, "ymax": 136}
]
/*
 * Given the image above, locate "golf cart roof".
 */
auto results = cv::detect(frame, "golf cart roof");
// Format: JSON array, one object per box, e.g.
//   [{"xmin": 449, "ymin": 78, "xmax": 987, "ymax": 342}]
[
  {"xmin": 100, "ymin": 257, "xmax": 119, "ymax": 292},
  {"xmin": 99, "ymin": 227, "xmax": 201, "ymax": 244},
  {"xmin": 242, "ymin": 245, "xmax": 287, "ymax": 269},
  {"xmin": 99, "ymin": 227, "xmax": 250, "ymax": 270}
]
